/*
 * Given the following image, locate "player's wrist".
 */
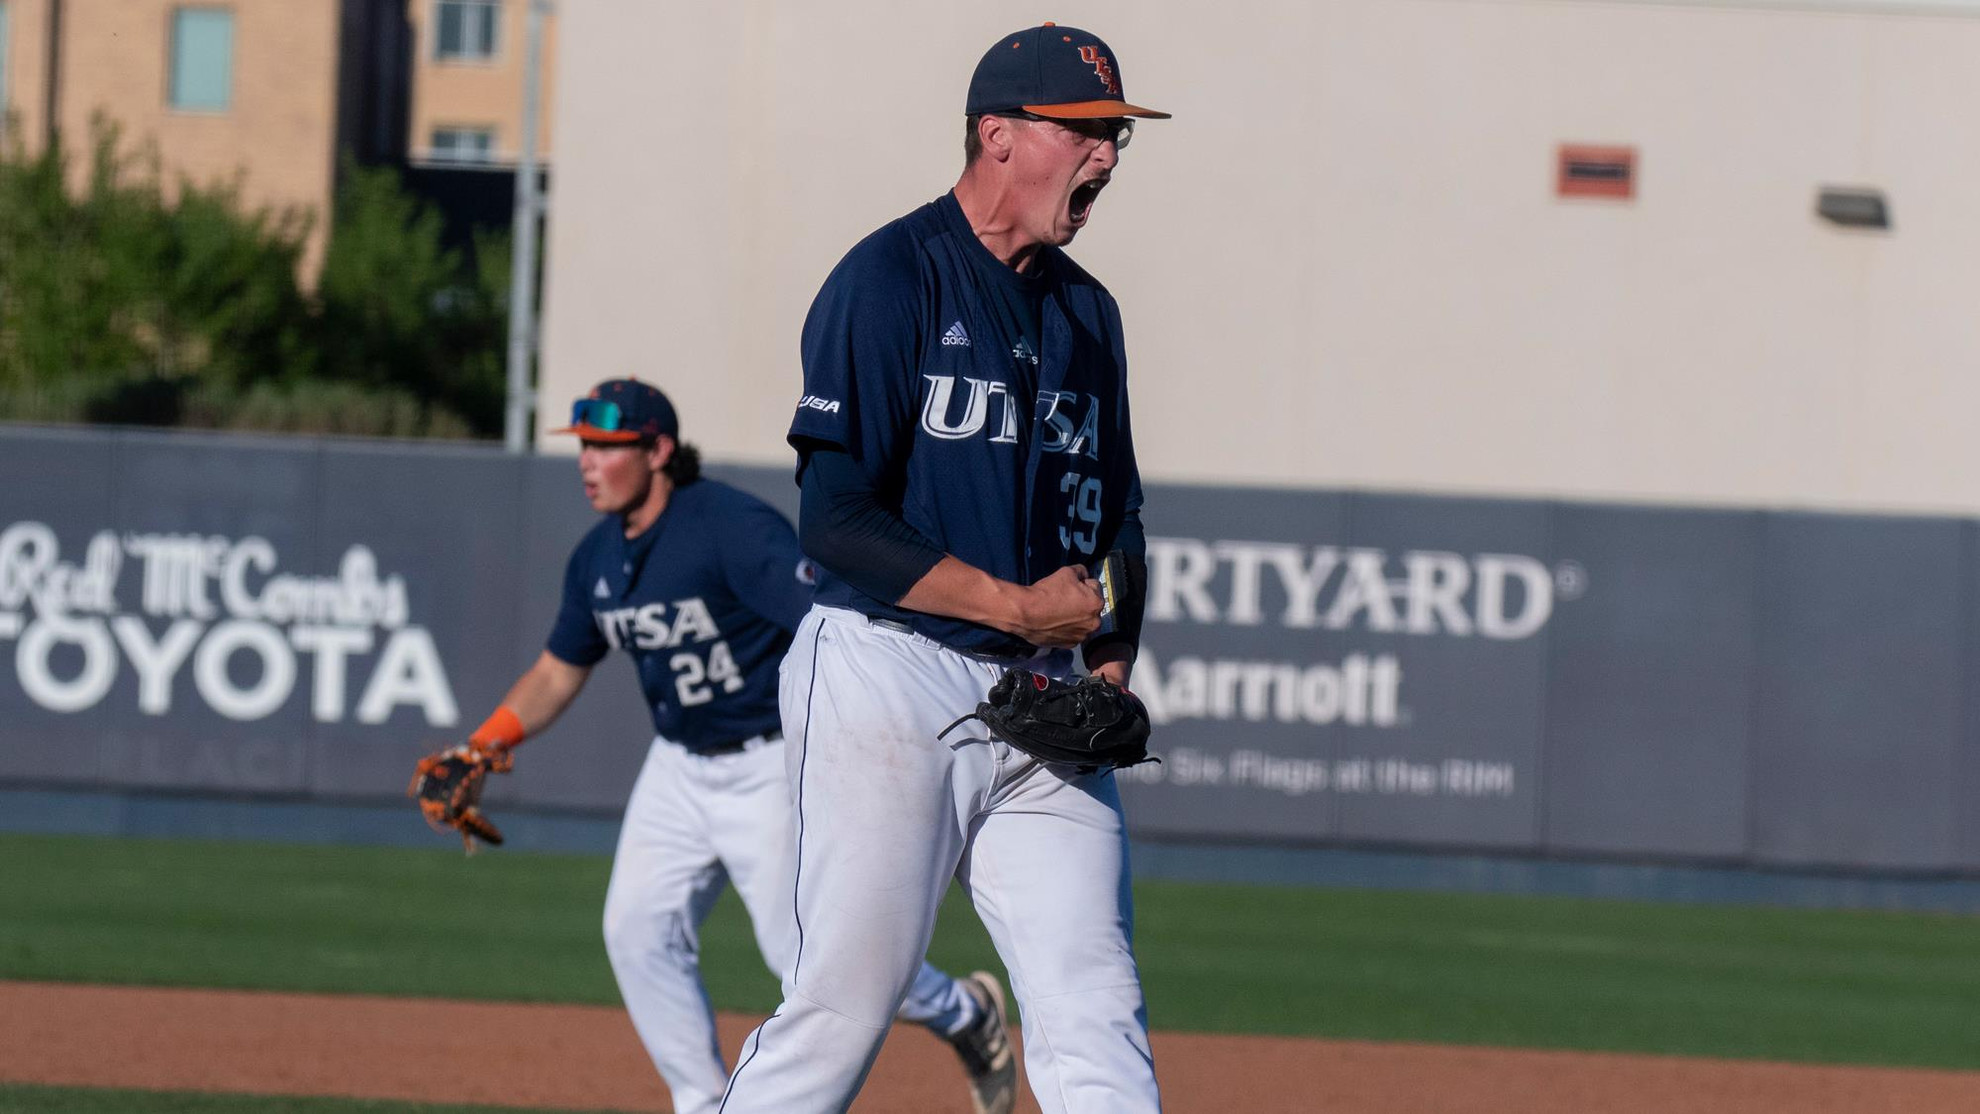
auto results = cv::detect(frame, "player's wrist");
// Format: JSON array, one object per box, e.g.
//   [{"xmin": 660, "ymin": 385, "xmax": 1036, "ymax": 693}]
[
  {"xmin": 469, "ymin": 706, "xmax": 526, "ymax": 753},
  {"xmin": 990, "ymin": 578, "xmax": 1040, "ymax": 637}
]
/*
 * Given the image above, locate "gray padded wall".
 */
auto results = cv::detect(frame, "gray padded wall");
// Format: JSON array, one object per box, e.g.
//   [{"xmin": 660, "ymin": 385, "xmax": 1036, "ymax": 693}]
[{"xmin": 3, "ymin": 428, "xmax": 1977, "ymax": 876}]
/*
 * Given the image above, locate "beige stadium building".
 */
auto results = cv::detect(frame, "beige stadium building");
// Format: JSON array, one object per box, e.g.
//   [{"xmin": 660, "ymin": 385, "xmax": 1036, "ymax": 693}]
[
  {"xmin": 0, "ymin": 0, "xmax": 556, "ymax": 273},
  {"xmin": 537, "ymin": 0, "xmax": 1980, "ymax": 518}
]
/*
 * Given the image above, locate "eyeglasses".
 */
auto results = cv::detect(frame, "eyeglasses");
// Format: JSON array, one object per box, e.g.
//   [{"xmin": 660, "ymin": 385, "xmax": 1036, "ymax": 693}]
[
  {"xmin": 570, "ymin": 398, "xmax": 626, "ymax": 431},
  {"xmin": 1000, "ymin": 112, "xmax": 1134, "ymax": 150}
]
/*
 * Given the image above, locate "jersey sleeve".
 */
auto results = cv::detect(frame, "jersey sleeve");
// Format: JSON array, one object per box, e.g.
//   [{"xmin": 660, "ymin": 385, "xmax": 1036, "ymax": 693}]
[
  {"xmin": 721, "ymin": 496, "xmax": 816, "ymax": 632},
  {"xmin": 1086, "ymin": 290, "xmax": 1147, "ymax": 660},
  {"xmin": 788, "ymin": 230, "xmax": 924, "ymax": 480},
  {"xmin": 798, "ymin": 447, "xmax": 945, "ymax": 603},
  {"xmin": 544, "ymin": 544, "xmax": 609, "ymax": 667},
  {"xmin": 1099, "ymin": 289, "xmax": 1145, "ymax": 553}
]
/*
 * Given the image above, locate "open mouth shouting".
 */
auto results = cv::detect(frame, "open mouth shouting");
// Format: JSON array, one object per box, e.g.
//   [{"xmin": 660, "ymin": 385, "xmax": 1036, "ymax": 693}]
[{"xmin": 1068, "ymin": 175, "xmax": 1110, "ymax": 228}]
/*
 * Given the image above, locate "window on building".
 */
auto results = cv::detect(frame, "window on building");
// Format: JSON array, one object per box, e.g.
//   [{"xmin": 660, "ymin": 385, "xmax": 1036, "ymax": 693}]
[
  {"xmin": 169, "ymin": 7, "xmax": 234, "ymax": 111},
  {"xmin": 430, "ymin": 126, "xmax": 497, "ymax": 163},
  {"xmin": 434, "ymin": 0, "xmax": 499, "ymax": 62}
]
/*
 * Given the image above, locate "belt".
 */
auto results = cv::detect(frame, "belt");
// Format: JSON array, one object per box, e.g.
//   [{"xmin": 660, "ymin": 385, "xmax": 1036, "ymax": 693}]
[
  {"xmin": 863, "ymin": 614, "xmax": 1034, "ymax": 661},
  {"xmin": 697, "ymin": 729, "xmax": 781, "ymax": 757}
]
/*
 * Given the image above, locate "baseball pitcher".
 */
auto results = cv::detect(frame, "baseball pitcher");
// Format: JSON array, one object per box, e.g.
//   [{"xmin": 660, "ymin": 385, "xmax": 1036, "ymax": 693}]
[{"xmin": 718, "ymin": 24, "xmax": 1168, "ymax": 1114}]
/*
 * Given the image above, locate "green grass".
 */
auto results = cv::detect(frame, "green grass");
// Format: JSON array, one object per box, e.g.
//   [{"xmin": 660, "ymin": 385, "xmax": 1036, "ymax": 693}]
[
  {"xmin": 4, "ymin": 834, "xmax": 1978, "ymax": 1071},
  {"xmin": 1134, "ymin": 879, "xmax": 1980, "ymax": 1067},
  {"xmin": 0, "ymin": 833, "xmax": 989, "ymax": 1013},
  {"xmin": 0, "ymin": 1083, "xmax": 620, "ymax": 1113}
]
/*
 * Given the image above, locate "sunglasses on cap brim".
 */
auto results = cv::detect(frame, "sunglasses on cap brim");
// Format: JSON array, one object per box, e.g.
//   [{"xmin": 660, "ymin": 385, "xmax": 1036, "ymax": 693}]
[{"xmin": 557, "ymin": 398, "xmax": 648, "ymax": 443}]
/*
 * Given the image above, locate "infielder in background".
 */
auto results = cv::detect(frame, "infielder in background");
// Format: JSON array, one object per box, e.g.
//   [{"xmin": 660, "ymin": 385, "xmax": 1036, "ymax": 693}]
[
  {"xmin": 719, "ymin": 24, "xmax": 1167, "ymax": 1114},
  {"xmin": 444, "ymin": 379, "xmax": 1016, "ymax": 1114}
]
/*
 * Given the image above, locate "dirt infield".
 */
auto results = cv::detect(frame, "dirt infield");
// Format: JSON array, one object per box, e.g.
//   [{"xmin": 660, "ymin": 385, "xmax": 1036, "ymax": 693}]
[{"xmin": 7, "ymin": 981, "xmax": 1980, "ymax": 1113}]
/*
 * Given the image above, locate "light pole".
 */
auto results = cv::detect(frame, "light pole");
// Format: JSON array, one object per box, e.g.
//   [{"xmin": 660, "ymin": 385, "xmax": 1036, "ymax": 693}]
[{"xmin": 503, "ymin": 0, "xmax": 551, "ymax": 453}]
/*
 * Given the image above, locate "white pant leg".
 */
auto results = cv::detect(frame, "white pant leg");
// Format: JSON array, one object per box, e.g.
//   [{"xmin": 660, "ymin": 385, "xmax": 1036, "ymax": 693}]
[
  {"xmin": 709, "ymin": 735, "xmax": 974, "ymax": 1037},
  {"xmin": 702, "ymin": 738, "xmax": 802, "ymax": 981},
  {"xmin": 721, "ymin": 608, "xmax": 988, "ymax": 1113},
  {"xmin": 603, "ymin": 738, "xmax": 732, "ymax": 1114},
  {"xmin": 962, "ymin": 760, "xmax": 1160, "ymax": 1113}
]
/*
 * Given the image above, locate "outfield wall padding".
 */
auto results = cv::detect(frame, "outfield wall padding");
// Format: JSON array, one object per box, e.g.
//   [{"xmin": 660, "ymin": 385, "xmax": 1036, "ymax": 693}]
[{"xmin": 0, "ymin": 426, "xmax": 1972, "ymax": 874}]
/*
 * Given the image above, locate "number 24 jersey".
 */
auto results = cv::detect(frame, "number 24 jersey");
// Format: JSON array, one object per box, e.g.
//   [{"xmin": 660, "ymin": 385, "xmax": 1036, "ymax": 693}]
[{"xmin": 545, "ymin": 479, "xmax": 812, "ymax": 753}]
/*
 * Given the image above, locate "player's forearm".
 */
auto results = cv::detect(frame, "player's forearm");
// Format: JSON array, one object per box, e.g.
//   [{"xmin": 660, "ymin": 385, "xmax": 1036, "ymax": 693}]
[
  {"xmin": 483, "ymin": 651, "xmax": 590, "ymax": 744},
  {"xmin": 897, "ymin": 555, "xmax": 1032, "ymax": 630},
  {"xmin": 1084, "ymin": 642, "xmax": 1134, "ymax": 688},
  {"xmin": 803, "ymin": 504, "xmax": 1055, "ymax": 640},
  {"xmin": 902, "ymin": 559, "xmax": 1102, "ymax": 648},
  {"xmin": 797, "ymin": 448, "xmax": 1099, "ymax": 645}
]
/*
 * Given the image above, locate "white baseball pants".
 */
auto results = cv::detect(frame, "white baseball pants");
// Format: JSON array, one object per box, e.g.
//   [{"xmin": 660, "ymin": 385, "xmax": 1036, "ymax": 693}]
[
  {"xmin": 602, "ymin": 731, "xmax": 970, "ymax": 1114},
  {"xmin": 719, "ymin": 605, "xmax": 1161, "ymax": 1113}
]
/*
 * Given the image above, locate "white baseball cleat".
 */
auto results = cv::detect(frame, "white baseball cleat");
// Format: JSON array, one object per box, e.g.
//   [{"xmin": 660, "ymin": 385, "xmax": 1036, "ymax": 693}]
[{"xmin": 945, "ymin": 970, "xmax": 1018, "ymax": 1114}]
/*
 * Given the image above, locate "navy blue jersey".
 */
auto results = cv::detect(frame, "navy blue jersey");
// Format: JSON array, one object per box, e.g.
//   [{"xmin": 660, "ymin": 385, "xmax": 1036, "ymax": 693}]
[
  {"xmin": 789, "ymin": 191, "xmax": 1143, "ymax": 657},
  {"xmin": 546, "ymin": 479, "xmax": 813, "ymax": 751}
]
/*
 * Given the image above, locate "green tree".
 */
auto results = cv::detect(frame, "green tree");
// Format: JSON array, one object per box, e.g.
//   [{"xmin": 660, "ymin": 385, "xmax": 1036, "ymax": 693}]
[
  {"xmin": 313, "ymin": 157, "xmax": 510, "ymax": 436},
  {"xmin": 0, "ymin": 122, "xmax": 512, "ymax": 438},
  {"xmin": 0, "ymin": 119, "xmax": 313, "ymax": 422}
]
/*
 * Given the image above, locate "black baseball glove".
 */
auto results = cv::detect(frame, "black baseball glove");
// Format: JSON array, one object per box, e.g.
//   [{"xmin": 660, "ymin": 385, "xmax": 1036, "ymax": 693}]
[
  {"xmin": 407, "ymin": 743, "xmax": 513, "ymax": 853},
  {"xmin": 941, "ymin": 669, "xmax": 1156, "ymax": 770}
]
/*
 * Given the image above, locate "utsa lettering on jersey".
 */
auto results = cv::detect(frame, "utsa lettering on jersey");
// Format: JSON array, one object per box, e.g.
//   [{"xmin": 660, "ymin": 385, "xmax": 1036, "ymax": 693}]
[
  {"xmin": 427, "ymin": 379, "xmax": 1016, "ymax": 1114},
  {"xmin": 546, "ymin": 482, "xmax": 801, "ymax": 748},
  {"xmin": 719, "ymin": 24, "xmax": 1169, "ymax": 1114}
]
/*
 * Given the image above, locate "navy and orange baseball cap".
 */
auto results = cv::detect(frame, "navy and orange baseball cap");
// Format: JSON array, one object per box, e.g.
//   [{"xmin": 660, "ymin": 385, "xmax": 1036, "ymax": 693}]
[
  {"xmin": 553, "ymin": 378, "xmax": 679, "ymax": 443},
  {"xmin": 965, "ymin": 23, "xmax": 1169, "ymax": 121}
]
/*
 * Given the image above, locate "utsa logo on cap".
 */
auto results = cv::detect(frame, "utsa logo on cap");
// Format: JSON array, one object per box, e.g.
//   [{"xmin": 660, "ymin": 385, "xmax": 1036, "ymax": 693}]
[
  {"xmin": 553, "ymin": 378, "xmax": 681, "ymax": 443},
  {"xmin": 964, "ymin": 22, "xmax": 1169, "ymax": 121},
  {"xmin": 1077, "ymin": 46, "xmax": 1120, "ymax": 96}
]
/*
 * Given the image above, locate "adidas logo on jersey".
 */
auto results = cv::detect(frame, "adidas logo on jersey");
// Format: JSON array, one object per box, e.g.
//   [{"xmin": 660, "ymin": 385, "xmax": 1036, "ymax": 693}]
[
  {"xmin": 594, "ymin": 577, "xmax": 611, "ymax": 599},
  {"xmin": 1012, "ymin": 337, "xmax": 1038, "ymax": 366},
  {"xmin": 941, "ymin": 320, "xmax": 971, "ymax": 347}
]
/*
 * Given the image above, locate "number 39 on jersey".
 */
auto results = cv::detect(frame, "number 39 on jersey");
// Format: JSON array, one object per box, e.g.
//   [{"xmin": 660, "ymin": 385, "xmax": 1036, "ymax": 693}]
[{"xmin": 1059, "ymin": 471, "xmax": 1103, "ymax": 555}]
